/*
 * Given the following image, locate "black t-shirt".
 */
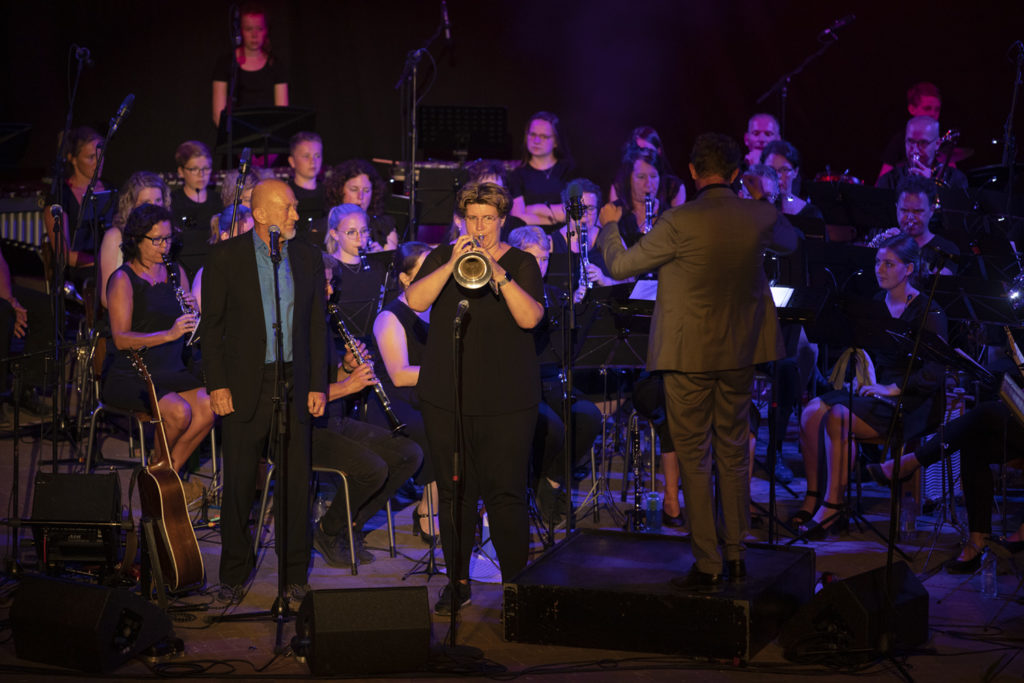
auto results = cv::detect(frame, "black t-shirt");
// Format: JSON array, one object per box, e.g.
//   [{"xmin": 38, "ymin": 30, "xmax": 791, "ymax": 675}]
[
  {"xmin": 507, "ymin": 160, "xmax": 575, "ymax": 206},
  {"xmin": 170, "ymin": 187, "xmax": 220, "ymax": 234},
  {"xmin": 415, "ymin": 244, "xmax": 544, "ymax": 414},
  {"xmin": 213, "ymin": 52, "xmax": 287, "ymax": 110},
  {"xmin": 290, "ymin": 181, "xmax": 327, "ymax": 249},
  {"xmin": 921, "ymin": 233, "xmax": 961, "ymax": 275}
]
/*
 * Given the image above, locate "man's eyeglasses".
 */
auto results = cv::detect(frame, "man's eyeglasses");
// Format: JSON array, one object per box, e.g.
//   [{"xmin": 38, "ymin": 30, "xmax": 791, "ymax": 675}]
[
  {"xmin": 183, "ymin": 166, "xmax": 212, "ymax": 175},
  {"xmin": 144, "ymin": 235, "xmax": 173, "ymax": 246},
  {"xmin": 905, "ymin": 137, "xmax": 936, "ymax": 147}
]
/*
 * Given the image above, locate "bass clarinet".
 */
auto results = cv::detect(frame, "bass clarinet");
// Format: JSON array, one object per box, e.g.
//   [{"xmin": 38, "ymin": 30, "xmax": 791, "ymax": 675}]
[
  {"xmin": 164, "ymin": 256, "xmax": 199, "ymax": 346},
  {"xmin": 327, "ymin": 303, "xmax": 407, "ymax": 436}
]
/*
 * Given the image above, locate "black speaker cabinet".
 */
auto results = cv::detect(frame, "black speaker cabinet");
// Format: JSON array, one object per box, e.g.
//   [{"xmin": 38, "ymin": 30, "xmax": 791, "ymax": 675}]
[
  {"xmin": 11, "ymin": 576, "xmax": 173, "ymax": 672},
  {"xmin": 296, "ymin": 586, "xmax": 431, "ymax": 675},
  {"xmin": 779, "ymin": 561, "xmax": 929, "ymax": 660},
  {"xmin": 29, "ymin": 472, "xmax": 123, "ymax": 566}
]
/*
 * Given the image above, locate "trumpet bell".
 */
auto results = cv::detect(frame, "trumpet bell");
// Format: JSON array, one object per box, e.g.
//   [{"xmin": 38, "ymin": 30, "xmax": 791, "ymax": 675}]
[{"xmin": 453, "ymin": 251, "xmax": 492, "ymax": 289}]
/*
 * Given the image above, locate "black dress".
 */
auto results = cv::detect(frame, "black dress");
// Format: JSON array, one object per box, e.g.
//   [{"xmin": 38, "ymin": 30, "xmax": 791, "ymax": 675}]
[
  {"xmin": 507, "ymin": 160, "xmax": 575, "ymax": 206},
  {"xmin": 213, "ymin": 53, "xmax": 287, "ymax": 110},
  {"xmin": 101, "ymin": 264, "xmax": 201, "ymax": 411}
]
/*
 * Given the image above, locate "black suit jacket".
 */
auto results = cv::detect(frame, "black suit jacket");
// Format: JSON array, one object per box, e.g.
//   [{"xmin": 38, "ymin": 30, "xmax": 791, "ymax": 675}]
[{"xmin": 201, "ymin": 231, "xmax": 327, "ymax": 423}]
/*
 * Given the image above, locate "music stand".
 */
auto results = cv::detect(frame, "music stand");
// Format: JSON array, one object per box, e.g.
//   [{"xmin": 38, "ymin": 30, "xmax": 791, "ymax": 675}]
[
  {"xmin": 931, "ymin": 275, "xmax": 1017, "ymax": 327},
  {"xmin": 214, "ymin": 106, "xmax": 315, "ymax": 167},
  {"xmin": 805, "ymin": 183, "xmax": 897, "ymax": 234},
  {"xmin": 418, "ymin": 105, "xmax": 508, "ymax": 161},
  {"xmin": 0, "ymin": 123, "xmax": 31, "ymax": 170}
]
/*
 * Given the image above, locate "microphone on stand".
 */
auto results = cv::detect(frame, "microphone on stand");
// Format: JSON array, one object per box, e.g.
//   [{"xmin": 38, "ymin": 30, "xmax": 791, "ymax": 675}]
[
  {"xmin": 232, "ymin": 5, "xmax": 242, "ymax": 48},
  {"xmin": 454, "ymin": 298, "xmax": 470, "ymax": 331},
  {"xmin": 238, "ymin": 146, "xmax": 253, "ymax": 176},
  {"xmin": 49, "ymin": 205, "xmax": 63, "ymax": 220},
  {"xmin": 565, "ymin": 182, "xmax": 585, "ymax": 223},
  {"xmin": 268, "ymin": 225, "xmax": 282, "ymax": 263},
  {"xmin": 108, "ymin": 94, "xmax": 135, "ymax": 136},
  {"xmin": 441, "ymin": 0, "xmax": 452, "ymax": 43},
  {"xmin": 817, "ymin": 14, "xmax": 855, "ymax": 41}
]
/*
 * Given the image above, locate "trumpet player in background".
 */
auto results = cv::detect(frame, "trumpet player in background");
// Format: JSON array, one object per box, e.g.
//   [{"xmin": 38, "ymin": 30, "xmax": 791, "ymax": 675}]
[
  {"xmin": 102, "ymin": 203, "xmax": 214, "ymax": 503},
  {"xmin": 406, "ymin": 181, "xmax": 544, "ymax": 615},
  {"xmin": 875, "ymin": 115, "xmax": 968, "ymax": 192}
]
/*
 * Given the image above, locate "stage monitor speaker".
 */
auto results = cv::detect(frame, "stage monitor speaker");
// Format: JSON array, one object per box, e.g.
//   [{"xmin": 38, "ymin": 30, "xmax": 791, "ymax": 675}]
[
  {"xmin": 295, "ymin": 586, "xmax": 430, "ymax": 675},
  {"xmin": 779, "ymin": 561, "xmax": 929, "ymax": 661},
  {"xmin": 11, "ymin": 576, "xmax": 173, "ymax": 673},
  {"xmin": 29, "ymin": 472, "xmax": 123, "ymax": 566}
]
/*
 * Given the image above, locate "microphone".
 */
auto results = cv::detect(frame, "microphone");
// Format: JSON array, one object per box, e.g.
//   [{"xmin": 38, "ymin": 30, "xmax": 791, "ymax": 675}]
[
  {"xmin": 454, "ymin": 298, "xmax": 470, "ymax": 329},
  {"xmin": 238, "ymin": 147, "xmax": 253, "ymax": 176},
  {"xmin": 818, "ymin": 14, "xmax": 855, "ymax": 41},
  {"xmin": 108, "ymin": 94, "xmax": 135, "ymax": 136},
  {"xmin": 49, "ymin": 204, "xmax": 63, "ymax": 219},
  {"xmin": 74, "ymin": 46, "xmax": 94, "ymax": 67},
  {"xmin": 232, "ymin": 5, "xmax": 242, "ymax": 48},
  {"xmin": 268, "ymin": 225, "xmax": 282, "ymax": 263},
  {"xmin": 441, "ymin": 0, "xmax": 452, "ymax": 43},
  {"xmin": 565, "ymin": 182, "xmax": 585, "ymax": 223}
]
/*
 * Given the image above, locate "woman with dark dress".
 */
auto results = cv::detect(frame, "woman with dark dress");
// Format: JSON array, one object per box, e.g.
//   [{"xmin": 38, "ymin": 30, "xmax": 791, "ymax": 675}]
[
  {"xmin": 606, "ymin": 145, "xmax": 670, "ymax": 248},
  {"xmin": 102, "ymin": 204, "xmax": 214, "ymax": 496},
  {"xmin": 371, "ymin": 242, "xmax": 437, "ymax": 542},
  {"xmin": 211, "ymin": 3, "xmax": 288, "ymax": 127},
  {"xmin": 608, "ymin": 126, "xmax": 687, "ymax": 207},
  {"xmin": 794, "ymin": 234, "xmax": 947, "ymax": 538},
  {"xmin": 325, "ymin": 159, "xmax": 398, "ymax": 252},
  {"xmin": 508, "ymin": 112, "xmax": 575, "ymax": 227},
  {"xmin": 406, "ymin": 182, "xmax": 545, "ymax": 615}
]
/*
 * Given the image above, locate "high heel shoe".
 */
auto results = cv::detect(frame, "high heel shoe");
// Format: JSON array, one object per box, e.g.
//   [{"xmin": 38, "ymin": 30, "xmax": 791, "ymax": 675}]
[
  {"xmin": 866, "ymin": 462, "xmax": 914, "ymax": 489},
  {"xmin": 945, "ymin": 544, "xmax": 984, "ymax": 574},
  {"xmin": 799, "ymin": 501, "xmax": 846, "ymax": 541},
  {"xmin": 789, "ymin": 490, "xmax": 821, "ymax": 527},
  {"xmin": 411, "ymin": 509, "xmax": 438, "ymax": 545}
]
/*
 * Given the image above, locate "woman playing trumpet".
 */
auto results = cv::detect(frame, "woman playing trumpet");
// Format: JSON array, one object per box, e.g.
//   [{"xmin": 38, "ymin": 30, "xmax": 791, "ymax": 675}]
[{"xmin": 406, "ymin": 181, "xmax": 544, "ymax": 615}]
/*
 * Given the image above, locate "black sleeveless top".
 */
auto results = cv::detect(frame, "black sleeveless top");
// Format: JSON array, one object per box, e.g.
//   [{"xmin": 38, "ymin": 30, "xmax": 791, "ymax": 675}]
[{"xmin": 378, "ymin": 298, "xmax": 429, "ymax": 405}]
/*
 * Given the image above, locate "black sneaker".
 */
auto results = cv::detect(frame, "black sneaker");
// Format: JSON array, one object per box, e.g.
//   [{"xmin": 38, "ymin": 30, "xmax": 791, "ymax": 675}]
[
  {"xmin": 314, "ymin": 524, "xmax": 375, "ymax": 567},
  {"xmin": 216, "ymin": 583, "xmax": 246, "ymax": 604},
  {"xmin": 434, "ymin": 581, "xmax": 471, "ymax": 616},
  {"xmin": 537, "ymin": 479, "xmax": 567, "ymax": 526},
  {"xmin": 287, "ymin": 583, "xmax": 312, "ymax": 603}
]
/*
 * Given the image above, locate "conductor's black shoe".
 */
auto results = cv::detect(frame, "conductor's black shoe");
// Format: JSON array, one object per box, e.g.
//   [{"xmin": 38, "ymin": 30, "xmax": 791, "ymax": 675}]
[
  {"xmin": 726, "ymin": 559, "xmax": 747, "ymax": 582},
  {"xmin": 434, "ymin": 582, "xmax": 472, "ymax": 616},
  {"xmin": 670, "ymin": 566, "xmax": 723, "ymax": 591}
]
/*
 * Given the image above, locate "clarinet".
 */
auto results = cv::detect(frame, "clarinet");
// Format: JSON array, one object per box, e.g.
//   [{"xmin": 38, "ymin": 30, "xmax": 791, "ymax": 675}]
[
  {"xmin": 642, "ymin": 194, "xmax": 655, "ymax": 234},
  {"xmin": 164, "ymin": 256, "xmax": 200, "ymax": 346},
  {"xmin": 628, "ymin": 411, "xmax": 645, "ymax": 531},
  {"xmin": 327, "ymin": 304, "xmax": 406, "ymax": 436},
  {"xmin": 577, "ymin": 220, "xmax": 593, "ymax": 290},
  {"xmin": 357, "ymin": 247, "xmax": 371, "ymax": 271}
]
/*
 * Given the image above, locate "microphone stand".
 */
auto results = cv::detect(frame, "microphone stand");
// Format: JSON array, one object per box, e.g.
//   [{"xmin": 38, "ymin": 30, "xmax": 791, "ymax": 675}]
[
  {"xmin": 224, "ymin": 7, "xmax": 241, "ymax": 168},
  {"xmin": 228, "ymin": 149, "xmax": 253, "ymax": 238},
  {"xmin": 755, "ymin": 30, "xmax": 842, "ymax": 138},
  {"xmin": 448, "ymin": 302, "xmax": 468, "ymax": 647},
  {"xmin": 560, "ymin": 208, "xmax": 584, "ymax": 534}
]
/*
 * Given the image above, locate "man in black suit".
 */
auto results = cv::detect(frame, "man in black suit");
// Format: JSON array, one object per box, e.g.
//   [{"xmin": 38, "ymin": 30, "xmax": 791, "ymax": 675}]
[{"xmin": 202, "ymin": 178, "xmax": 327, "ymax": 602}]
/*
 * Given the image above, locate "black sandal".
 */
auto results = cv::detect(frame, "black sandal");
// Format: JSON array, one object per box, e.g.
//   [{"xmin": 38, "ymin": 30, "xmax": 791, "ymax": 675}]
[
  {"xmin": 800, "ymin": 501, "xmax": 846, "ymax": 541},
  {"xmin": 789, "ymin": 490, "xmax": 821, "ymax": 526}
]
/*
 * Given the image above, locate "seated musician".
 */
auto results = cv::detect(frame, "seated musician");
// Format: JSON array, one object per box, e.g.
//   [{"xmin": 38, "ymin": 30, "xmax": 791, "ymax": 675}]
[
  {"xmin": 99, "ymin": 172, "xmax": 172, "ymax": 309},
  {"xmin": 192, "ymin": 204, "xmax": 254, "ymax": 311},
  {"xmin": 868, "ymin": 397, "xmax": 1024, "ymax": 573},
  {"xmin": 324, "ymin": 159, "xmax": 397, "ymax": 251},
  {"xmin": 606, "ymin": 145, "xmax": 671, "ymax": 248},
  {"xmin": 742, "ymin": 113, "xmax": 781, "ymax": 168},
  {"xmin": 287, "ymin": 131, "xmax": 326, "ymax": 247},
  {"xmin": 170, "ymin": 140, "xmax": 219, "ymax": 235},
  {"xmin": 793, "ymin": 233, "xmax": 947, "ymax": 538},
  {"xmin": 312, "ymin": 257, "xmax": 423, "ymax": 568},
  {"xmin": 876, "ymin": 115, "xmax": 968, "ymax": 192},
  {"xmin": 549, "ymin": 178, "xmax": 622, "ymax": 289},
  {"xmin": 370, "ymin": 242, "xmax": 437, "ymax": 542},
  {"xmin": 760, "ymin": 140, "xmax": 824, "ymax": 220},
  {"xmin": 325, "ymin": 204, "xmax": 388, "ymax": 342},
  {"xmin": 608, "ymin": 127, "xmax": 687, "ymax": 207},
  {"xmin": 44, "ymin": 126, "xmax": 104, "ymax": 266},
  {"xmin": 894, "ymin": 175, "xmax": 959, "ymax": 276},
  {"xmin": 509, "ymin": 226, "xmax": 603, "ymax": 525},
  {"xmin": 878, "ymin": 82, "xmax": 943, "ymax": 182},
  {"xmin": 508, "ymin": 112, "xmax": 576, "ymax": 227},
  {"xmin": 102, "ymin": 204, "xmax": 213, "ymax": 504}
]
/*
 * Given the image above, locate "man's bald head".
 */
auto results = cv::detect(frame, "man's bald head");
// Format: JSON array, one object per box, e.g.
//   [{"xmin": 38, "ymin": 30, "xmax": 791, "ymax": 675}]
[
  {"xmin": 251, "ymin": 178, "xmax": 299, "ymax": 242},
  {"xmin": 905, "ymin": 116, "xmax": 941, "ymax": 166}
]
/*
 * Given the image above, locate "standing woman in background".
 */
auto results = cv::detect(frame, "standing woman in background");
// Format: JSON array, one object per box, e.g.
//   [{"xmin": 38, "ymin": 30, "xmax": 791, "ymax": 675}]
[
  {"xmin": 211, "ymin": 2, "xmax": 288, "ymax": 127},
  {"xmin": 508, "ymin": 112, "xmax": 575, "ymax": 227}
]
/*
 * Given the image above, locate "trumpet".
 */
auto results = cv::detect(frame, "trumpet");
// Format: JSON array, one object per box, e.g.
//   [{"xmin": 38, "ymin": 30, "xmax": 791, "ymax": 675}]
[
  {"xmin": 327, "ymin": 304, "xmax": 406, "ymax": 436},
  {"xmin": 453, "ymin": 236, "xmax": 492, "ymax": 290},
  {"xmin": 164, "ymin": 256, "xmax": 200, "ymax": 346},
  {"xmin": 642, "ymin": 193, "xmax": 655, "ymax": 234}
]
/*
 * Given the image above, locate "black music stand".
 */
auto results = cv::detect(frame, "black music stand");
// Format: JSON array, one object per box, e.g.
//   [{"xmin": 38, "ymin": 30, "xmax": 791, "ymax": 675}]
[
  {"xmin": 214, "ymin": 106, "xmax": 315, "ymax": 167},
  {"xmin": 931, "ymin": 275, "xmax": 1017, "ymax": 328},
  {"xmin": 805, "ymin": 182, "xmax": 897, "ymax": 234},
  {"xmin": 418, "ymin": 105, "xmax": 508, "ymax": 161}
]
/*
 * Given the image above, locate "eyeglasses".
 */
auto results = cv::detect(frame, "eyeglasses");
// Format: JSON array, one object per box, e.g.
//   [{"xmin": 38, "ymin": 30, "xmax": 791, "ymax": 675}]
[
  {"xmin": 582, "ymin": 205, "xmax": 598, "ymax": 214},
  {"xmin": 346, "ymin": 188, "xmax": 373, "ymax": 197},
  {"xmin": 184, "ymin": 166, "xmax": 212, "ymax": 175},
  {"xmin": 773, "ymin": 166, "xmax": 796, "ymax": 176},
  {"xmin": 344, "ymin": 228, "xmax": 370, "ymax": 238},
  {"xmin": 905, "ymin": 137, "xmax": 936, "ymax": 147},
  {"xmin": 143, "ymin": 235, "xmax": 173, "ymax": 246},
  {"xmin": 465, "ymin": 215, "xmax": 499, "ymax": 225}
]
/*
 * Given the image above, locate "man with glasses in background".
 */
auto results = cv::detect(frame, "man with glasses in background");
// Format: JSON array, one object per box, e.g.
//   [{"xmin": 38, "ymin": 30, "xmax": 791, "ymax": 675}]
[{"xmin": 876, "ymin": 115, "xmax": 968, "ymax": 191}]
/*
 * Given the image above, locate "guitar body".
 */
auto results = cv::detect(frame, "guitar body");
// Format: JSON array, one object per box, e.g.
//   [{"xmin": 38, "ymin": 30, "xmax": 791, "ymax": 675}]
[{"xmin": 128, "ymin": 351, "xmax": 205, "ymax": 592}]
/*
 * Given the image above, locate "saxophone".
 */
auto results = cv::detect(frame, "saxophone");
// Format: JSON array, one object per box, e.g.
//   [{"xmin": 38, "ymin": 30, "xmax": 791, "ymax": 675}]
[{"xmin": 164, "ymin": 256, "xmax": 199, "ymax": 346}]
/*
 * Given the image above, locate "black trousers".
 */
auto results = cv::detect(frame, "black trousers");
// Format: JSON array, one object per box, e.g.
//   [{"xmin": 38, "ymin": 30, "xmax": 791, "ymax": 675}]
[
  {"xmin": 366, "ymin": 392, "xmax": 434, "ymax": 485},
  {"xmin": 220, "ymin": 364, "xmax": 312, "ymax": 587},
  {"xmin": 422, "ymin": 401, "xmax": 536, "ymax": 583},
  {"xmin": 313, "ymin": 414, "xmax": 422, "ymax": 535},
  {"xmin": 534, "ymin": 385, "xmax": 603, "ymax": 485},
  {"xmin": 915, "ymin": 401, "xmax": 1024, "ymax": 535}
]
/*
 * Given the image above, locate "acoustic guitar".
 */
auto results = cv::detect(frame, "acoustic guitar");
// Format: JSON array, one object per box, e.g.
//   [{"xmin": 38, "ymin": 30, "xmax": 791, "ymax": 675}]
[{"xmin": 128, "ymin": 350, "xmax": 204, "ymax": 591}]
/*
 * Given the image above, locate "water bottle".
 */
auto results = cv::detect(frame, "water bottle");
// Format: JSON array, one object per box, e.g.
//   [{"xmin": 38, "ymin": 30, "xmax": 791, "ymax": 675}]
[
  {"xmin": 312, "ymin": 493, "xmax": 329, "ymax": 523},
  {"xmin": 900, "ymin": 491, "xmax": 917, "ymax": 542},
  {"xmin": 645, "ymin": 492, "xmax": 662, "ymax": 533},
  {"xmin": 981, "ymin": 548, "xmax": 998, "ymax": 598}
]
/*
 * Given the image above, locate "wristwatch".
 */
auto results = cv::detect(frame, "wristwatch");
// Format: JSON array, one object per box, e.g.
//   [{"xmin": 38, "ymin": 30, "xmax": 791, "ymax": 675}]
[{"xmin": 494, "ymin": 272, "xmax": 512, "ymax": 288}]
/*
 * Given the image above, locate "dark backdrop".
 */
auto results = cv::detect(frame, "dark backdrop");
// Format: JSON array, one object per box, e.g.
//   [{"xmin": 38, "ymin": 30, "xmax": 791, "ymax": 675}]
[{"xmin": 2, "ymin": 0, "xmax": 1021, "ymax": 192}]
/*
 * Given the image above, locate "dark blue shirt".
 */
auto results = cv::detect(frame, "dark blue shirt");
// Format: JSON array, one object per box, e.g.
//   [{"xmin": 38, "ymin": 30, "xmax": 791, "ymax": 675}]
[{"xmin": 253, "ymin": 229, "xmax": 295, "ymax": 363}]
